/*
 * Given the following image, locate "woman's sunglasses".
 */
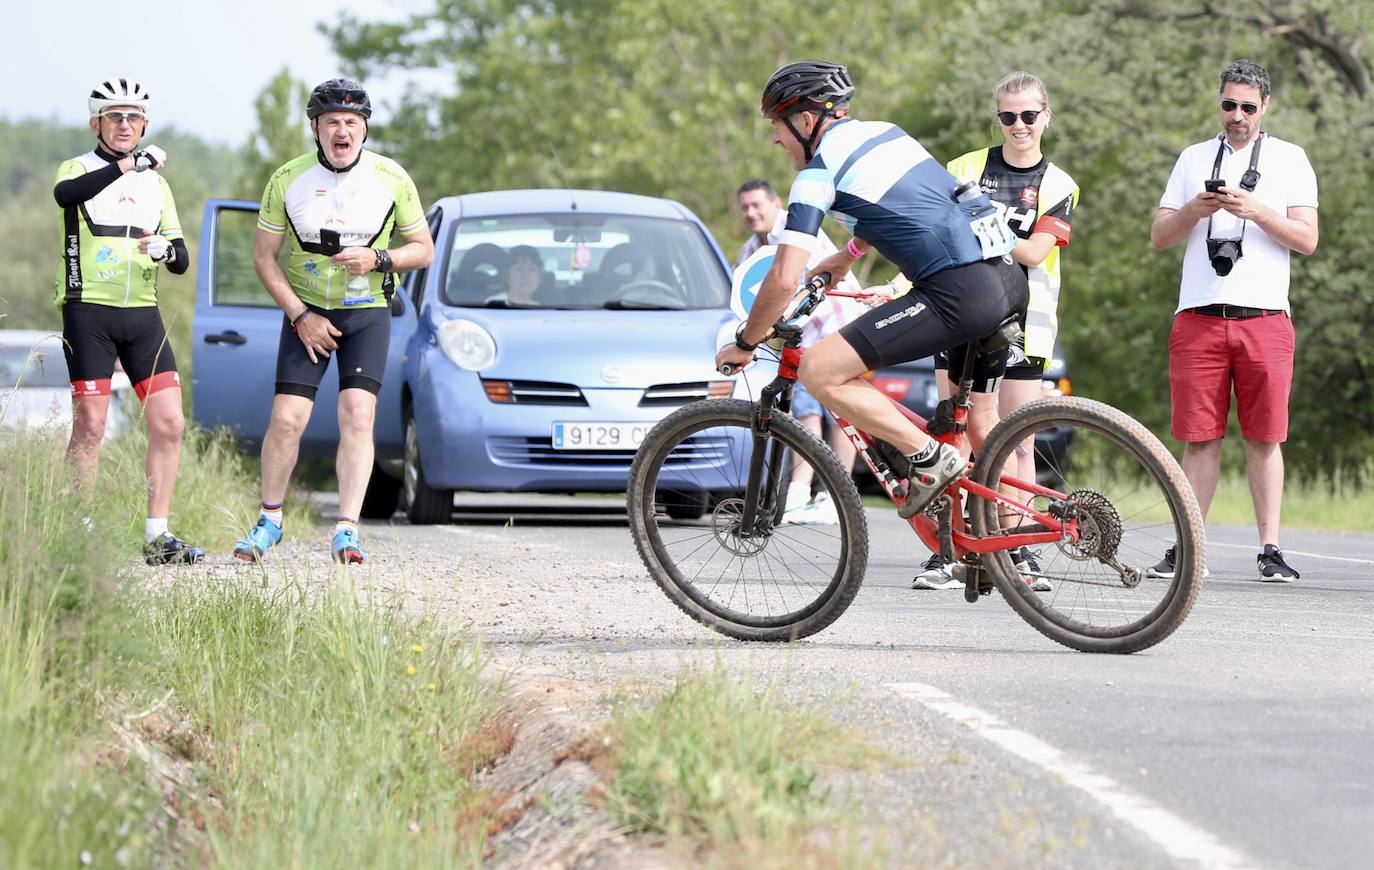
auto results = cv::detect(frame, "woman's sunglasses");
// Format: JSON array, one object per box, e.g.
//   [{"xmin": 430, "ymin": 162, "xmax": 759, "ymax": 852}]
[
  {"xmin": 997, "ymin": 109, "xmax": 1043, "ymax": 126},
  {"xmin": 1220, "ymin": 99, "xmax": 1260, "ymax": 115}
]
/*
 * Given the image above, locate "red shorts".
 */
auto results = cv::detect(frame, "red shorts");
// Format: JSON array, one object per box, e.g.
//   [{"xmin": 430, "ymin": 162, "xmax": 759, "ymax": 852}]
[{"xmin": 1168, "ymin": 309, "xmax": 1294, "ymax": 443}]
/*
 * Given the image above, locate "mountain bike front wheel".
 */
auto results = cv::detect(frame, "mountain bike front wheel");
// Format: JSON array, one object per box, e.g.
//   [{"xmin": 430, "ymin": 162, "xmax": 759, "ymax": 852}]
[
  {"xmin": 970, "ymin": 397, "xmax": 1204, "ymax": 654},
  {"xmin": 627, "ymin": 399, "xmax": 869, "ymax": 641}
]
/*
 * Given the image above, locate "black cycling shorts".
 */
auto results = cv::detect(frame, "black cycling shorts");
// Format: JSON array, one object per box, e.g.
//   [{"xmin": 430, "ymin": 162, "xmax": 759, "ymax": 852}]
[
  {"xmin": 275, "ymin": 305, "xmax": 390, "ymax": 399},
  {"xmin": 839, "ymin": 258, "xmax": 1029, "ymax": 393},
  {"xmin": 61, "ymin": 301, "xmax": 179, "ymax": 399}
]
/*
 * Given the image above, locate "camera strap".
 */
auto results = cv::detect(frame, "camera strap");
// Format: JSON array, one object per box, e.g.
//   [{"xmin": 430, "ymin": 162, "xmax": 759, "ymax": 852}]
[{"xmin": 1207, "ymin": 133, "xmax": 1264, "ymax": 243}]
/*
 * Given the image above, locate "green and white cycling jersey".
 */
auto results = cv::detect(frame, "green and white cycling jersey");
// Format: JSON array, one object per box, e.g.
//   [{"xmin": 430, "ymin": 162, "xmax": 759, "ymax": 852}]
[
  {"xmin": 257, "ymin": 150, "xmax": 426, "ymax": 310},
  {"xmin": 53, "ymin": 151, "xmax": 183, "ymax": 308}
]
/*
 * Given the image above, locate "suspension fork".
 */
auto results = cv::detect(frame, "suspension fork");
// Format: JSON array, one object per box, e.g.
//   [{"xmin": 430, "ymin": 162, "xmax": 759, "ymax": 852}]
[{"xmin": 738, "ymin": 377, "xmax": 794, "ymax": 534}]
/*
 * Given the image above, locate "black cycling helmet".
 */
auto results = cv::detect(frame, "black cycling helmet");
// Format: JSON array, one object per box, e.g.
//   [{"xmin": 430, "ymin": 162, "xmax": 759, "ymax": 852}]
[
  {"xmin": 761, "ymin": 61, "xmax": 853, "ymax": 120},
  {"xmin": 761, "ymin": 61, "xmax": 853, "ymax": 162},
  {"xmin": 307, "ymin": 78, "xmax": 372, "ymax": 120}
]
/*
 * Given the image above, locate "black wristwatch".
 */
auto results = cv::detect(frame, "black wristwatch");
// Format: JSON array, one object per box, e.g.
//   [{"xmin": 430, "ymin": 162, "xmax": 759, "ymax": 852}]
[
  {"xmin": 734, "ymin": 323, "xmax": 759, "ymax": 352},
  {"xmin": 371, "ymin": 249, "xmax": 393, "ymax": 273}
]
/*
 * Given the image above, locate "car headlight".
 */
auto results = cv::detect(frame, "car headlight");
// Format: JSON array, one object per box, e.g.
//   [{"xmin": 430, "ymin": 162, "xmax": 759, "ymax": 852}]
[{"xmin": 437, "ymin": 319, "xmax": 497, "ymax": 371}]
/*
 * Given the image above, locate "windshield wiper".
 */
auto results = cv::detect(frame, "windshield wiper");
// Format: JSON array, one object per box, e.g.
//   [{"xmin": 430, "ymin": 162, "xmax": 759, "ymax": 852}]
[{"xmin": 602, "ymin": 300, "xmax": 682, "ymax": 310}]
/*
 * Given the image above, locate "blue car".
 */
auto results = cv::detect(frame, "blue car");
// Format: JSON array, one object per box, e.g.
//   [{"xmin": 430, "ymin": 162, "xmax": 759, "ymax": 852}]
[{"xmin": 193, "ymin": 189, "xmax": 750, "ymax": 523}]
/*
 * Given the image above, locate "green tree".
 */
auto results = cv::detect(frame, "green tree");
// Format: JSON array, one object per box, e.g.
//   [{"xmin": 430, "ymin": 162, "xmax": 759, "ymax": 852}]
[
  {"xmin": 322, "ymin": 0, "xmax": 1373, "ymax": 482},
  {"xmin": 237, "ymin": 68, "xmax": 312, "ymax": 199}
]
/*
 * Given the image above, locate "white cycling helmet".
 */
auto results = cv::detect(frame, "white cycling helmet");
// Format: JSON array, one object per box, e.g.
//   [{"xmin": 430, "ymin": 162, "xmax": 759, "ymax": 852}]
[{"xmin": 88, "ymin": 78, "xmax": 150, "ymax": 116}]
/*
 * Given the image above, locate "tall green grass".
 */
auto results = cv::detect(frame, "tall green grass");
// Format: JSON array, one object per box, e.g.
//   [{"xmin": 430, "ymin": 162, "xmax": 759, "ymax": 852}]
[
  {"xmin": 606, "ymin": 668, "xmax": 885, "ymax": 866},
  {"xmin": 1, "ymin": 427, "xmax": 504, "ymax": 868}
]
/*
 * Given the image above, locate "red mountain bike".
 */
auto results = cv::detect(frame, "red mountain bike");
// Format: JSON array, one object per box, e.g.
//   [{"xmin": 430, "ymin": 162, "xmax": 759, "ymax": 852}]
[{"xmin": 626, "ymin": 275, "xmax": 1205, "ymax": 653}]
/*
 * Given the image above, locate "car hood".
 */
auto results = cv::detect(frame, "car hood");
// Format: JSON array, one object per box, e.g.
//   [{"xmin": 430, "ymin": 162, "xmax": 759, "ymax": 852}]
[{"xmin": 433, "ymin": 308, "xmax": 737, "ymax": 387}]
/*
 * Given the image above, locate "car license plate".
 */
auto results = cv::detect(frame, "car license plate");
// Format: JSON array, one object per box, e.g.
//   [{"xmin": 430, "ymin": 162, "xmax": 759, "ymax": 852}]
[{"xmin": 551, "ymin": 421, "xmax": 651, "ymax": 450}]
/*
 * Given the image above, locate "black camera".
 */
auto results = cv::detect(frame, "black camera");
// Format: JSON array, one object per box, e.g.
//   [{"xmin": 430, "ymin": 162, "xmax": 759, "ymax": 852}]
[{"xmin": 1207, "ymin": 237, "xmax": 1243, "ymax": 276}]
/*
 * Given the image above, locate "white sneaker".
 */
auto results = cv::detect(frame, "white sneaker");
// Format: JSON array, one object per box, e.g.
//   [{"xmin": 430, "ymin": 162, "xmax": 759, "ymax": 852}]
[
  {"xmin": 898, "ymin": 443, "xmax": 966, "ymax": 519},
  {"xmin": 784, "ymin": 481, "xmax": 811, "ymax": 513},
  {"xmin": 781, "ymin": 490, "xmax": 839, "ymax": 525}
]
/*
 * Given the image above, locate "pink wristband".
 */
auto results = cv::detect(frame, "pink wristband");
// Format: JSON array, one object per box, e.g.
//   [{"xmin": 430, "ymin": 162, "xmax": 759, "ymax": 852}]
[{"xmin": 846, "ymin": 238, "xmax": 866, "ymax": 259}]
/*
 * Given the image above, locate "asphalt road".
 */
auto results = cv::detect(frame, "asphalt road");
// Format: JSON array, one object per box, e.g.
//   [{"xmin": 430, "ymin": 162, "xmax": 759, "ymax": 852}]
[{"xmin": 357, "ymin": 495, "xmax": 1374, "ymax": 869}]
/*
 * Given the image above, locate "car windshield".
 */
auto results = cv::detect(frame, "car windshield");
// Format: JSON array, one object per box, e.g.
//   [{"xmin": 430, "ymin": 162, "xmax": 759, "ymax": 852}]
[
  {"xmin": 0, "ymin": 346, "xmax": 69, "ymax": 388},
  {"xmin": 441, "ymin": 213, "xmax": 728, "ymax": 310}
]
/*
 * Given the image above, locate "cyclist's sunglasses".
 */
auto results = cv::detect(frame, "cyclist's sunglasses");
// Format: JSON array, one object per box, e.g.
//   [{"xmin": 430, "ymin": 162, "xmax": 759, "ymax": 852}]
[
  {"xmin": 1220, "ymin": 99, "xmax": 1260, "ymax": 115},
  {"xmin": 997, "ymin": 109, "xmax": 1043, "ymax": 126},
  {"xmin": 101, "ymin": 110, "xmax": 146, "ymax": 125}
]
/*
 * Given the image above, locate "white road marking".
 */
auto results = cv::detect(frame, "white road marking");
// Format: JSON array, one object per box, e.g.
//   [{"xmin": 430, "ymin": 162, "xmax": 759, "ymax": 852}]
[
  {"xmin": 888, "ymin": 682, "xmax": 1262, "ymax": 870},
  {"xmin": 1208, "ymin": 540, "xmax": 1374, "ymax": 565}
]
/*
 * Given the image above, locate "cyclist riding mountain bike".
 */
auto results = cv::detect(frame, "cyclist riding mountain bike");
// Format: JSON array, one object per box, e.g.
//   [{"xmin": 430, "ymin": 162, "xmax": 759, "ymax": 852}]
[
  {"xmin": 53, "ymin": 77, "xmax": 203, "ymax": 565},
  {"xmin": 916, "ymin": 71, "xmax": 1079, "ymax": 591},
  {"xmin": 233, "ymin": 78, "xmax": 435, "ymax": 565},
  {"xmin": 733, "ymin": 178, "xmax": 867, "ymax": 524},
  {"xmin": 715, "ymin": 60, "xmax": 1028, "ymax": 519}
]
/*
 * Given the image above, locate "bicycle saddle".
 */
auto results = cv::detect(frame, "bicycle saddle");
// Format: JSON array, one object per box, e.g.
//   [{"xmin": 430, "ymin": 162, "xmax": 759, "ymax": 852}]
[{"xmin": 978, "ymin": 313, "xmax": 1023, "ymax": 354}]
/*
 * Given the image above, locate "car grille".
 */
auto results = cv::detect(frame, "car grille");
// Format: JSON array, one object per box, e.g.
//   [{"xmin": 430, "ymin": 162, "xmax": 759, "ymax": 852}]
[
  {"xmin": 482, "ymin": 379, "xmax": 587, "ymax": 405},
  {"xmin": 486, "ymin": 432, "xmax": 734, "ymax": 468},
  {"xmin": 639, "ymin": 382, "xmax": 714, "ymax": 406}
]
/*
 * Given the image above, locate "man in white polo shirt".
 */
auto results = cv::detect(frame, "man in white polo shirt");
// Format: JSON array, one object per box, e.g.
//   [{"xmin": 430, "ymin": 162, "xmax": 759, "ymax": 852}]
[{"xmin": 1149, "ymin": 59, "xmax": 1319, "ymax": 582}]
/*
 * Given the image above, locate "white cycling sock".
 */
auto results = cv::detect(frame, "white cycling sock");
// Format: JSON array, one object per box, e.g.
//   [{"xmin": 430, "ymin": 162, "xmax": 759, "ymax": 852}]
[{"xmin": 145, "ymin": 517, "xmax": 168, "ymax": 543}]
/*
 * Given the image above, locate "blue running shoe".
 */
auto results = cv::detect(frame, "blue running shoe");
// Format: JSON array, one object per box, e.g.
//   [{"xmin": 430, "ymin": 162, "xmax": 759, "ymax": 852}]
[
  {"xmin": 332, "ymin": 526, "xmax": 366, "ymax": 565},
  {"xmin": 233, "ymin": 516, "xmax": 283, "ymax": 562}
]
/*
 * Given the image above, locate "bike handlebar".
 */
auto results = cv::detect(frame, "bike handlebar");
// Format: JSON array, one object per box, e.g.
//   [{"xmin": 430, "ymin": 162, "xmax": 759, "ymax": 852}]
[{"xmin": 717, "ymin": 272, "xmax": 832, "ymax": 376}]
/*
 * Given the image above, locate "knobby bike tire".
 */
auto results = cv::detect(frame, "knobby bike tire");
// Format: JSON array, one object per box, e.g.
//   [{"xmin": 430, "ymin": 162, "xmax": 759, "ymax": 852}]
[
  {"xmin": 627, "ymin": 399, "xmax": 869, "ymax": 641},
  {"xmin": 970, "ymin": 397, "xmax": 1205, "ymax": 654}
]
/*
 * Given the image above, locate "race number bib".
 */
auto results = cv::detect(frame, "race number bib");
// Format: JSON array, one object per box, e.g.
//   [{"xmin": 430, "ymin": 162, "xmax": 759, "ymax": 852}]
[{"xmin": 968, "ymin": 210, "xmax": 1017, "ymax": 260}]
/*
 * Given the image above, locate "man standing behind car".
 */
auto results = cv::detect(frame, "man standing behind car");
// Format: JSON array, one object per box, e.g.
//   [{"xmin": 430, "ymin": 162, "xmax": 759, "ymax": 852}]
[
  {"xmin": 1150, "ymin": 59, "xmax": 1318, "ymax": 582},
  {"xmin": 233, "ymin": 79, "xmax": 433, "ymax": 565},
  {"xmin": 54, "ymin": 77, "xmax": 203, "ymax": 566}
]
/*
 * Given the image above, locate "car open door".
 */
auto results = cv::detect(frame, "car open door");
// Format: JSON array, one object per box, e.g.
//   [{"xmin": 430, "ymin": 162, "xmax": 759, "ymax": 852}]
[{"xmin": 192, "ymin": 199, "xmax": 413, "ymax": 461}]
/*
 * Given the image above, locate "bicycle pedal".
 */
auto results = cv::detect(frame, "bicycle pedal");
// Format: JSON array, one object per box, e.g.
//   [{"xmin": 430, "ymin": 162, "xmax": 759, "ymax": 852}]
[{"xmin": 952, "ymin": 561, "xmax": 993, "ymax": 603}]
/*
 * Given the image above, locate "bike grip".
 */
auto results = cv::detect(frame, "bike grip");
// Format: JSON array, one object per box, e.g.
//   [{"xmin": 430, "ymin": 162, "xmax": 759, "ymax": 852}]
[
  {"xmin": 809, "ymin": 271, "xmax": 832, "ymax": 290},
  {"xmin": 718, "ymin": 363, "xmax": 738, "ymax": 376}
]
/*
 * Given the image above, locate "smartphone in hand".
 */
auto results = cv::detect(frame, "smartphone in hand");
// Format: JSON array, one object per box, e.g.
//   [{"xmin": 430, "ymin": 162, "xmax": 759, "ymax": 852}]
[
  {"xmin": 1204, "ymin": 179, "xmax": 1226, "ymax": 193},
  {"xmin": 319, "ymin": 228, "xmax": 342, "ymax": 255}
]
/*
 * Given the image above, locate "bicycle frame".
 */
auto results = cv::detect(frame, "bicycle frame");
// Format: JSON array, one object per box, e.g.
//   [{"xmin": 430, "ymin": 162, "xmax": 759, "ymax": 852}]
[{"xmin": 754, "ymin": 288, "xmax": 1080, "ymax": 565}]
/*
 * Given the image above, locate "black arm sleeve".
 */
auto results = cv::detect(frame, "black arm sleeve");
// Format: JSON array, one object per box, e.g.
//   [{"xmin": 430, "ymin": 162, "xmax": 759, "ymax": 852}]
[
  {"xmin": 166, "ymin": 238, "xmax": 190, "ymax": 275},
  {"xmin": 53, "ymin": 163, "xmax": 124, "ymax": 208}
]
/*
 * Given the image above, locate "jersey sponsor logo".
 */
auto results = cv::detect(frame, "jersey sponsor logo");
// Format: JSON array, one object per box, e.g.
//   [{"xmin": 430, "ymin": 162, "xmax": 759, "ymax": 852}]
[
  {"xmin": 980, "ymin": 175, "xmax": 999, "ymax": 192},
  {"xmin": 304, "ymin": 261, "xmax": 321, "ymax": 276},
  {"xmin": 142, "ymin": 267, "xmax": 155, "ymax": 283},
  {"xmin": 989, "ymin": 200, "xmax": 1036, "ymax": 235},
  {"xmin": 1020, "ymin": 186, "xmax": 1038, "ymax": 208},
  {"xmin": 95, "ymin": 246, "xmax": 117, "ymax": 264},
  {"xmin": 96, "ymin": 269, "xmax": 120, "ymax": 282},
  {"xmin": 66, "ymin": 234, "xmax": 81, "ymax": 288},
  {"xmin": 874, "ymin": 301, "xmax": 927, "ymax": 330}
]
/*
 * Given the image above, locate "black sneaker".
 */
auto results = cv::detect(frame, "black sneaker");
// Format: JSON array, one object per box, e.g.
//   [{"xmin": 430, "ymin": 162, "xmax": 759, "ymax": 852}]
[
  {"xmin": 1146, "ymin": 545, "xmax": 1176, "ymax": 579},
  {"xmin": 1146, "ymin": 544, "xmax": 1209, "ymax": 580},
  {"xmin": 1013, "ymin": 547, "xmax": 1053, "ymax": 592},
  {"xmin": 1257, "ymin": 545, "xmax": 1299, "ymax": 582},
  {"xmin": 144, "ymin": 532, "xmax": 206, "ymax": 566},
  {"xmin": 911, "ymin": 553, "xmax": 959, "ymax": 590}
]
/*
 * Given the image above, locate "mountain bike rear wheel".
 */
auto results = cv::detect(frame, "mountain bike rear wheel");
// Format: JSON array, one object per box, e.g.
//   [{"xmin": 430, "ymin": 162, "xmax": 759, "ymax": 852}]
[
  {"xmin": 970, "ymin": 397, "xmax": 1204, "ymax": 653},
  {"xmin": 627, "ymin": 399, "xmax": 868, "ymax": 641}
]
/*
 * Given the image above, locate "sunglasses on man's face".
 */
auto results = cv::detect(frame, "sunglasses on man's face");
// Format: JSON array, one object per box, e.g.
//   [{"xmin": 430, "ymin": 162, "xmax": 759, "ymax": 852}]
[
  {"xmin": 101, "ymin": 111, "xmax": 146, "ymax": 125},
  {"xmin": 1220, "ymin": 99, "xmax": 1260, "ymax": 115},
  {"xmin": 997, "ymin": 109, "xmax": 1043, "ymax": 126}
]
